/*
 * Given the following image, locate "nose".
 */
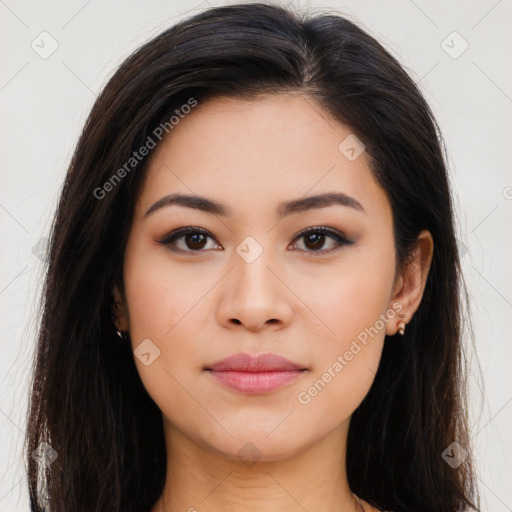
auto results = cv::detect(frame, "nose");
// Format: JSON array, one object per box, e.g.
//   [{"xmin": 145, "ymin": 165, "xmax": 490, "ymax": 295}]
[{"xmin": 215, "ymin": 242, "xmax": 293, "ymax": 332}]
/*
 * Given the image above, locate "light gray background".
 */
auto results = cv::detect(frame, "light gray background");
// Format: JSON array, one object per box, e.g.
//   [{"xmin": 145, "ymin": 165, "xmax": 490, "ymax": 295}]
[{"xmin": 1, "ymin": 0, "xmax": 511, "ymax": 510}]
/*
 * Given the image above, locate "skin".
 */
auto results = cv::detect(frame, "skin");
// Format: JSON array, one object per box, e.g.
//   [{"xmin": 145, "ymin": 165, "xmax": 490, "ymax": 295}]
[{"xmin": 112, "ymin": 93, "xmax": 433, "ymax": 512}]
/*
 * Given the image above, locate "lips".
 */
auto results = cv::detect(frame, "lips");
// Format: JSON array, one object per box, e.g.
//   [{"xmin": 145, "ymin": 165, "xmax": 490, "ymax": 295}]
[
  {"xmin": 204, "ymin": 352, "xmax": 308, "ymax": 394},
  {"xmin": 205, "ymin": 352, "xmax": 307, "ymax": 372}
]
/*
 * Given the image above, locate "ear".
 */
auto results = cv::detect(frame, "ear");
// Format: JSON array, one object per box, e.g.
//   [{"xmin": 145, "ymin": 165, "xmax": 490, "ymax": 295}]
[
  {"xmin": 112, "ymin": 282, "xmax": 129, "ymax": 332},
  {"xmin": 385, "ymin": 229, "xmax": 434, "ymax": 336}
]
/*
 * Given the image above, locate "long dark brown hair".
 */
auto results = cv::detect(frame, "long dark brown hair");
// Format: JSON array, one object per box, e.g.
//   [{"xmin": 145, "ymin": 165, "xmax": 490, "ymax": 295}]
[{"xmin": 25, "ymin": 2, "xmax": 479, "ymax": 511}]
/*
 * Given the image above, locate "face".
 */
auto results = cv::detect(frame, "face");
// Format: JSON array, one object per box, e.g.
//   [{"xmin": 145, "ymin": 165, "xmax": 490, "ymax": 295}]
[{"xmin": 114, "ymin": 93, "xmax": 403, "ymax": 462}]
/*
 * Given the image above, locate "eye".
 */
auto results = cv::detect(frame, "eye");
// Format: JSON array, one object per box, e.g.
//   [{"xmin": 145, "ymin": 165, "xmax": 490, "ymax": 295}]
[
  {"xmin": 157, "ymin": 225, "xmax": 354, "ymax": 255},
  {"xmin": 289, "ymin": 226, "xmax": 354, "ymax": 255},
  {"xmin": 157, "ymin": 226, "xmax": 220, "ymax": 254}
]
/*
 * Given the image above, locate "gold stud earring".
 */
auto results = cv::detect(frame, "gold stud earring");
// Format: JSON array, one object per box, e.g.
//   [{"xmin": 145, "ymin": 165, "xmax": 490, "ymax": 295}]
[{"xmin": 398, "ymin": 321, "xmax": 406, "ymax": 336}]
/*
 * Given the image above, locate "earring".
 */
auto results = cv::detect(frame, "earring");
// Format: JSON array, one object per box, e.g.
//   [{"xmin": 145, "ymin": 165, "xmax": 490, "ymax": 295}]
[
  {"xmin": 398, "ymin": 321, "xmax": 406, "ymax": 336},
  {"xmin": 112, "ymin": 302, "xmax": 127, "ymax": 340}
]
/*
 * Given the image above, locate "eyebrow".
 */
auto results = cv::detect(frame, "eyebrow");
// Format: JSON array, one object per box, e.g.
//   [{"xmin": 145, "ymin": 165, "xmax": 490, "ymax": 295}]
[{"xmin": 144, "ymin": 191, "xmax": 366, "ymax": 218}]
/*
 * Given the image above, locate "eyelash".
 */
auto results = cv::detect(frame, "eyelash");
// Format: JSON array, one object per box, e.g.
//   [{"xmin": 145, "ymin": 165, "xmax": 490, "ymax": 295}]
[{"xmin": 157, "ymin": 225, "xmax": 354, "ymax": 256}]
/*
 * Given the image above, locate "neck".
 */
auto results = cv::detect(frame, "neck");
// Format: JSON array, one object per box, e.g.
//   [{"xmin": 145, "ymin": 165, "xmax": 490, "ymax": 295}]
[{"xmin": 152, "ymin": 419, "xmax": 366, "ymax": 512}]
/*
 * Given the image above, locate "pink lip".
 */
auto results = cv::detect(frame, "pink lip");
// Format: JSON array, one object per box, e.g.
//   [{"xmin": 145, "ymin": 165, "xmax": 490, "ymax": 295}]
[{"xmin": 205, "ymin": 352, "xmax": 308, "ymax": 394}]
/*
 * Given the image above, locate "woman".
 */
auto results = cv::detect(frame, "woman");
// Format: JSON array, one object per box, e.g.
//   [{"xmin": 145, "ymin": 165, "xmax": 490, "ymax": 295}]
[{"xmin": 25, "ymin": 2, "xmax": 480, "ymax": 511}]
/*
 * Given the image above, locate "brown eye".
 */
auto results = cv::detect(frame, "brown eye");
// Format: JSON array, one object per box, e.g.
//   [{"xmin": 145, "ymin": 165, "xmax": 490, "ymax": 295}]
[
  {"xmin": 303, "ymin": 231, "xmax": 327, "ymax": 251},
  {"xmin": 184, "ymin": 232, "xmax": 208, "ymax": 250},
  {"xmin": 291, "ymin": 226, "xmax": 354, "ymax": 254},
  {"xmin": 158, "ymin": 227, "xmax": 220, "ymax": 254},
  {"xmin": 158, "ymin": 225, "xmax": 354, "ymax": 256}
]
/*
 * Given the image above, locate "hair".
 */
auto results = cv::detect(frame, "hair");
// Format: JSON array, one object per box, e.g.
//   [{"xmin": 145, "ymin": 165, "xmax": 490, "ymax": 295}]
[{"xmin": 25, "ymin": 2, "xmax": 479, "ymax": 511}]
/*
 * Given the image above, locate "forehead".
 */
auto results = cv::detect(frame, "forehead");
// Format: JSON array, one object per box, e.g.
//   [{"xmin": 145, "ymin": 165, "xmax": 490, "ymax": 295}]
[{"xmin": 136, "ymin": 94, "xmax": 391, "ymax": 222}]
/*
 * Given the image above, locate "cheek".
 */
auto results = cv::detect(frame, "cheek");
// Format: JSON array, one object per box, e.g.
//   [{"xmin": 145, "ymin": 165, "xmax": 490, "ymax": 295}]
[
  {"xmin": 122, "ymin": 244, "xmax": 203, "ymax": 393},
  {"xmin": 294, "ymin": 301, "xmax": 386, "ymax": 435},
  {"xmin": 123, "ymin": 241, "xmax": 206, "ymax": 341},
  {"xmin": 309, "ymin": 257, "xmax": 392, "ymax": 353},
  {"xmin": 295, "ymin": 251, "xmax": 393, "ymax": 421},
  {"xmin": 122, "ymin": 260, "xmax": 206, "ymax": 437}
]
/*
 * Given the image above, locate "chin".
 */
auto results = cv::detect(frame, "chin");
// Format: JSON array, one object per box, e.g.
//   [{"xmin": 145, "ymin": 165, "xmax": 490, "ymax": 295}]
[{"xmin": 203, "ymin": 430, "xmax": 308, "ymax": 464}]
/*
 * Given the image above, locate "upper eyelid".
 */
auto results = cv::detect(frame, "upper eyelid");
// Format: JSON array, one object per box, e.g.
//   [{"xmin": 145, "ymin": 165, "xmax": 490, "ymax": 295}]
[{"xmin": 158, "ymin": 225, "xmax": 346, "ymax": 240}]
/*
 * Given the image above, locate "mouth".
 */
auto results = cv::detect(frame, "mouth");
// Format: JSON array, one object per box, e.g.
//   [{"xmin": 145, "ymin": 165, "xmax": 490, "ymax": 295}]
[{"xmin": 204, "ymin": 352, "xmax": 308, "ymax": 394}]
